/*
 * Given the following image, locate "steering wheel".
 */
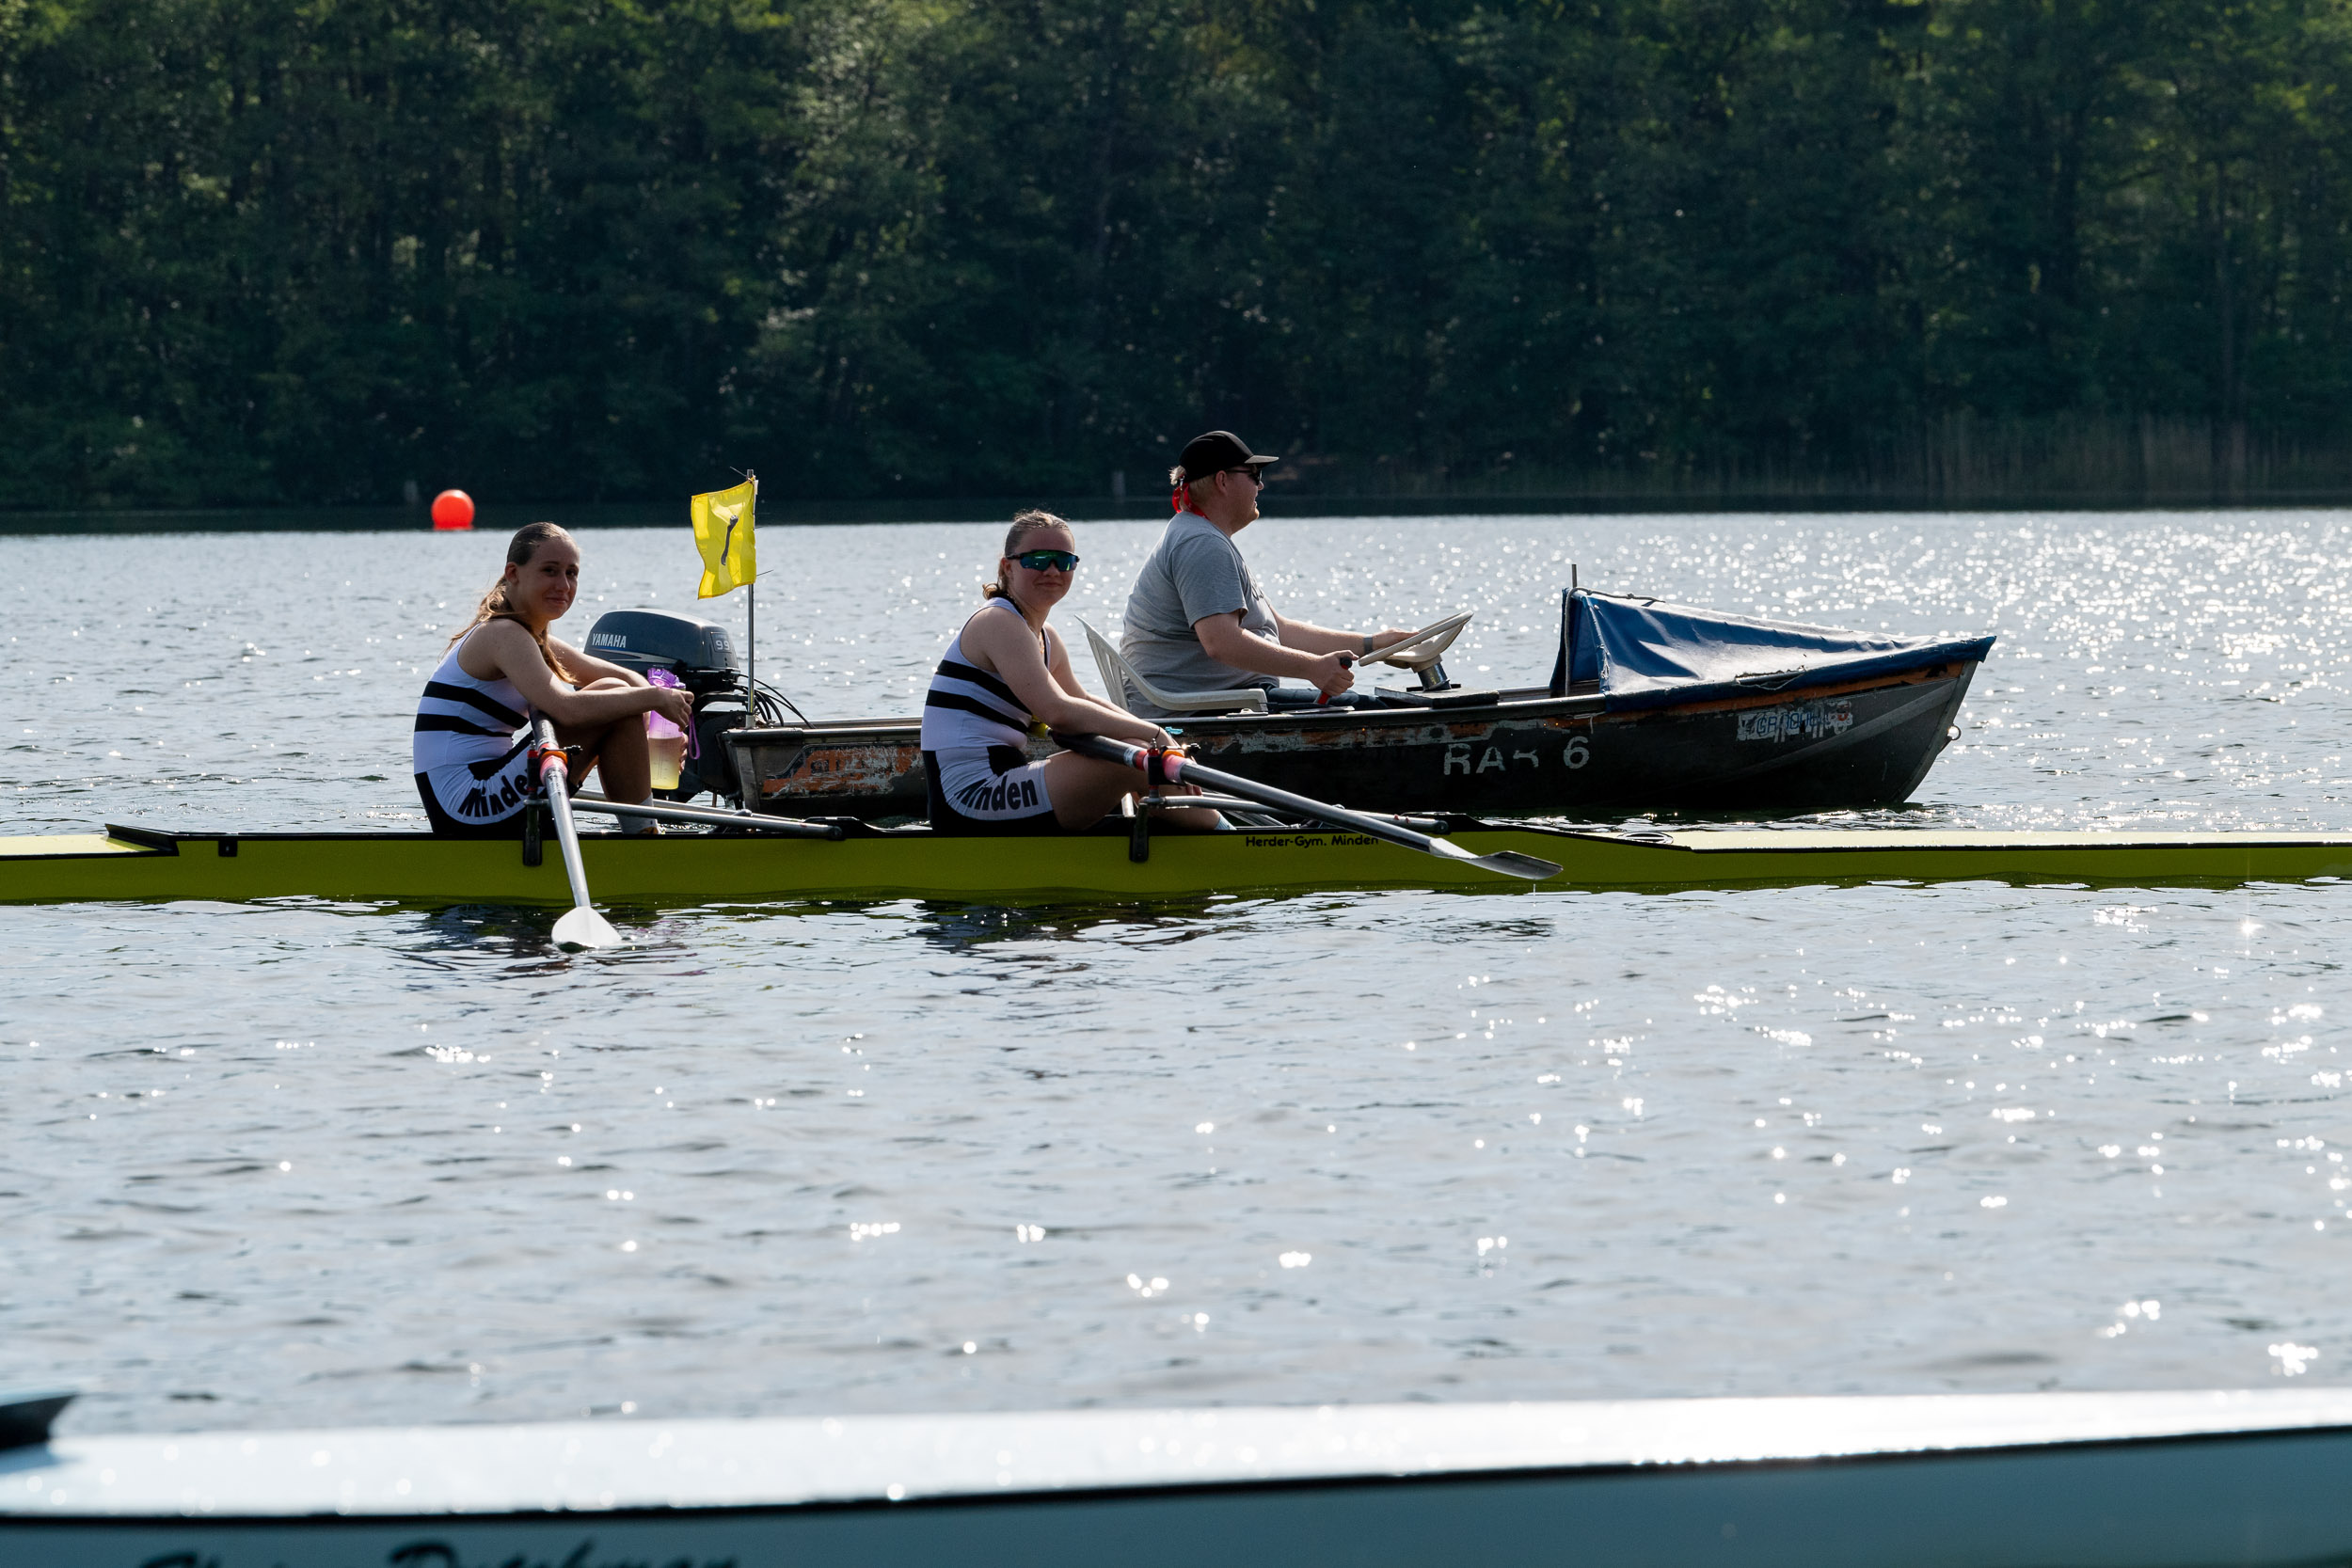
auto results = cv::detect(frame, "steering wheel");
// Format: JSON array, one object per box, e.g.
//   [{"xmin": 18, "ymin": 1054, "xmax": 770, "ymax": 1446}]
[{"xmin": 1370, "ymin": 610, "xmax": 1473, "ymax": 672}]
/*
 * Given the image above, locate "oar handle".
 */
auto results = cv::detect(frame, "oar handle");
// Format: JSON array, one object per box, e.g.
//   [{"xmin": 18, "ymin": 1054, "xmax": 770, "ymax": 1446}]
[{"xmin": 1067, "ymin": 734, "xmax": 1187, "ymax": 788}]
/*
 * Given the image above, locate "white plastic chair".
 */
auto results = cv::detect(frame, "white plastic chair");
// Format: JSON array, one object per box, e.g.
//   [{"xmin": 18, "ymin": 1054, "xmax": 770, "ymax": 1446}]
[{"xmin": 1077, "ymin": 617, "xmax": 1270, "ymax": 714}]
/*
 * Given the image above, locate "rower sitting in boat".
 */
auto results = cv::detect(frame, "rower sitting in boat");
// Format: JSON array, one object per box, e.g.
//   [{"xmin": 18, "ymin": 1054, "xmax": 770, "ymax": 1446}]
[
  {"xmin": 924, "ymin": 512, "xmax": 1218, "ymax": 835},
  {"xmin": 1117, "ymin": 429, "xmax": 1416, "ymax": 718},
  {"xmin": 413, "ymin": 521, "xmax": 694, "ymax": 837}
]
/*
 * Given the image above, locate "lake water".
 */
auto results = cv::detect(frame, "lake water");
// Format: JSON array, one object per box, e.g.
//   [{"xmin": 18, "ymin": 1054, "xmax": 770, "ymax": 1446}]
[{"xmin": 7, "ymin": 509, "xmax": 2352, "ymax": 1438}]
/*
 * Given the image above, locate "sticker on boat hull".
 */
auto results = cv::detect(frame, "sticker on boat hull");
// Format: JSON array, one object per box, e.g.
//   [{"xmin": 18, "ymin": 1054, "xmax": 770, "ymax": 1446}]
[{"xmin": 1738, "ymin": 700, "xmax": 1853, "ymax": 742}]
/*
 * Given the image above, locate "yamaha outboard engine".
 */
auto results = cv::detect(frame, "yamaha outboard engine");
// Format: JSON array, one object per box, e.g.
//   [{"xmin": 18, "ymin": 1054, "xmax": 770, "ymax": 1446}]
[{"xmin": 582, "ymin": 608, "xmax": 747, "ymax": 803}]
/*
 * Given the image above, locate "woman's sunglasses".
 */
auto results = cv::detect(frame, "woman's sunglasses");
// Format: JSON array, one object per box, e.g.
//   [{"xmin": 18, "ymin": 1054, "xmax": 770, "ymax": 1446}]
[{"xmin": 1012, "ymin": 549, "xmax": 1081, "ymax": 572}]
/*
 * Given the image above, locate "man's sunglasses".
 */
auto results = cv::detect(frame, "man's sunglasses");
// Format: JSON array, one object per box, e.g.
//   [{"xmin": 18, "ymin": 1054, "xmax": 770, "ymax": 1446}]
[
  {"xmin": 1223, "ymin": 467, "xmax": 1266, "ymax": 487},
  {"xmin": 1012, "ymin": 549, "xmax": 1081, "ymax": 572}
]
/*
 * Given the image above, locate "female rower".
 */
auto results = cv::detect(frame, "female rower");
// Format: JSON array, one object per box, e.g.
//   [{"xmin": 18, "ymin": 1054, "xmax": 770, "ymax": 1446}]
[
  {"xmin": 413, "ymin": 521, "xmax": 693, "ymax": 836},
  {"xmin": 923, "ymin": 511, "xmax": 1217, "ymax": 834}
]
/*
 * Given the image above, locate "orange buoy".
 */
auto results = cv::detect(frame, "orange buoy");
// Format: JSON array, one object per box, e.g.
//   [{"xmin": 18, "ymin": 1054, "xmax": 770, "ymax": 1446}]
[{"xmin": 431, "ymin": 489, "xmax": 475, "ymax": 531}]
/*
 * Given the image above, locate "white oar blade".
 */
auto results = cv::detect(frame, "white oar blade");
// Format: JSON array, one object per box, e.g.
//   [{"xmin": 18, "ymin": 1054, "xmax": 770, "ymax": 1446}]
[
  {"xmin": 1423, "ymin": 835, "xmax": 1562, "ymax": 882},
  {"xmin": 1469, "ymin": 849, "xmax": 1563, "ymax": 882},
  {"xmin": 552, "ymin": 904, "xmax": 623, "ymax": 951}
]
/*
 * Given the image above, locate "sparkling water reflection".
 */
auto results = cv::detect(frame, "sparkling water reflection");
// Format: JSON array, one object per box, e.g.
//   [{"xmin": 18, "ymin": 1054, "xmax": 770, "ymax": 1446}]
[{"xmin": 5, "ymin": 512, "xmax": 2351, "ymax": 1436}]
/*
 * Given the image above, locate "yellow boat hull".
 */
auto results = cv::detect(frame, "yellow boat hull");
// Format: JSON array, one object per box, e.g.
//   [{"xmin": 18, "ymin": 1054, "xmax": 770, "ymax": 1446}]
[{"xmin": 3, "ymin": 824, "xmax": 2351, "ymax": 905}]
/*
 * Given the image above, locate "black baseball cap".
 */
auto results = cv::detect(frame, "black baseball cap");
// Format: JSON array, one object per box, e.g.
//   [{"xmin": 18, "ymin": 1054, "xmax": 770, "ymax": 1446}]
[{"xmin": 1175, "ymin": 430, "xmax": 1277, "ymax": 482}]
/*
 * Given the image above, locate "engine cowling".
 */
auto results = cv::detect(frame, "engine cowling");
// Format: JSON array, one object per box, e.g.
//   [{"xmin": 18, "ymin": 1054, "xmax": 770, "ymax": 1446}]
[{"xmin": 583, "ymin": 608, "xmax": 746, "ymax": 804}]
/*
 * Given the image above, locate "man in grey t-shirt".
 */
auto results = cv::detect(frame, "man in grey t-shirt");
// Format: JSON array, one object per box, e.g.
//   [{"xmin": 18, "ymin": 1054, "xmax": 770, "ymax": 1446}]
[{"xmin": 1118, "ymin": 430, "xmax": 1411, "ymax": 719}]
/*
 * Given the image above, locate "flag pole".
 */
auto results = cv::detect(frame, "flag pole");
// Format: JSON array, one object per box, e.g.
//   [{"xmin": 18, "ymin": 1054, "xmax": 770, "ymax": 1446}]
[{"xmin": 746, "ymin": 470, "xmax": 758, "ymax": 705}]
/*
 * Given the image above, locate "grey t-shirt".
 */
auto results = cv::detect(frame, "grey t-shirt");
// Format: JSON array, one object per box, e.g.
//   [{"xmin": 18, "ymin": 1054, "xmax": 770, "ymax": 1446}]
[{"xmin": 1117, "ymin": 512, "xmax": 1280, "ymax": 717}]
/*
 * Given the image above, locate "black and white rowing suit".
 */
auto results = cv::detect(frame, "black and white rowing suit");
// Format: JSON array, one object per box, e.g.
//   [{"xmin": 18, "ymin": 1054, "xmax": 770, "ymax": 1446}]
[
  {"xmin": 919, "ymin": 596, "xmax": 1061, "ymax": 834},
  {"xmin": 412, "ymin": 631, "xmax": 538, "ymax": 836}
]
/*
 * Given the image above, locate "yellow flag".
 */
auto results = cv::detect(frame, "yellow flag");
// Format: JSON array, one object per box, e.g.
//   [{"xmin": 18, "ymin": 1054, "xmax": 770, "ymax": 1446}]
[{"xmin": 691, "ymin": 479, "xmax": 757, "ymax": 598}]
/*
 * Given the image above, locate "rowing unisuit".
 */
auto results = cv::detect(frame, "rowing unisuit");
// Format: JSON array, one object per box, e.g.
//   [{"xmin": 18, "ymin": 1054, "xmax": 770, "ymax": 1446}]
[
  {"xmin": 412, "ymin": 521, "xmax": 694, "ymax": 839},
  {"xmin": 914, "ymin": 509, "xmax": 1217, "ymax": 837},
  {"xmin": 919, "ymin": 595, "xmax": 1057, "ymax": 831},
  {"xmin": 413, "ymin": 632, "xmax": 536, "ymax": 832}
]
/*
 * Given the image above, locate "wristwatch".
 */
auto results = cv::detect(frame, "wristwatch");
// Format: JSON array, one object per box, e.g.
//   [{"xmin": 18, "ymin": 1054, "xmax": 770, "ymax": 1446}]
[{"xmin": 1359, "ymin": 634, "xmax": 1373, "ymax": 656}]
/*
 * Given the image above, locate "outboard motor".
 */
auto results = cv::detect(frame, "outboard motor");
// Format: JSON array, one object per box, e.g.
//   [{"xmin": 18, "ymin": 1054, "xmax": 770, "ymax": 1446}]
[{"xmin": 582, "ymin": 608, "xmax": 747, "ymax": 803}]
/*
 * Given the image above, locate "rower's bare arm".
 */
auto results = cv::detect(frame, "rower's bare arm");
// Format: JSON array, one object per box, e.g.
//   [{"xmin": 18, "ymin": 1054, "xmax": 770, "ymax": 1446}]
[
  {"xmin": 970, "ymin": 614, "xmax": 1168, "ymax": 744},
  {"xmin": 1197, "ymin": 611, "xmax": 1355, "ymax": 695},
  {"xmin": 1044, "ymin": 626, "xmax": 1093, "ymax": 704},
  {"xmin": 548, "ymin": 637, "xmax": 646, "ymax": 689},
  {"xmin": 1043, "ymin": 631, "xmax": 1155, "ymax": 736},
  {"xmin": 472, "ymin": 622, "xmax": 683, "ymax": 727}
]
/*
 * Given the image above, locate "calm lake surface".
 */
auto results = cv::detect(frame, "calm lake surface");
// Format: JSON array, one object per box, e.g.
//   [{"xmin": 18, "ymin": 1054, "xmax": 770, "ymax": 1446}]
[{"xmin": 7, "ymin": 509, "xmax": 2352, "ymax": 1437}]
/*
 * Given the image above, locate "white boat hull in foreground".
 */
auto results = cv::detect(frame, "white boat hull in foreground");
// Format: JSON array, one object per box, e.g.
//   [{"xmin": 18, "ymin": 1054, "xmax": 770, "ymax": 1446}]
[{"xmin": 9, "ymin": 1389, "xmax": 2352, "ymax": 1565}]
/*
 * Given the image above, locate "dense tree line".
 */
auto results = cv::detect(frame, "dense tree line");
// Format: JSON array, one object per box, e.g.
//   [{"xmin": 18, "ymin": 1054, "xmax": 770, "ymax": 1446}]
[{"xmin": 7, "ymin": 0, "xmax": 2352, "ymax": 507}]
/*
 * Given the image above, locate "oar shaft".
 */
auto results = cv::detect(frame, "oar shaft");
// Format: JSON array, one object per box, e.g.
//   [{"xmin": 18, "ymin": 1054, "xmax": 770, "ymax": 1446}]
[
  {"xmin": 1059, "ymin": 733, "xmax": 1559, "ymax": 880},
  {"xmin": 531, "ymin": 719, "xmax": 596, "ymax": 911},
  {"xmin": 1180, "ymin": 758, "xmax": 1446, "ymax": 853},
  {"xmin": 1138, "ymin": 794, "xmax": 1444, "ymax": 832},
  {"xmin": 1062, "ymin": 734, "xmax": 1445, "ymax": 856},
  {"xmin": 569, "ymin": 794, "xmax": 844, "ymax": 839}
]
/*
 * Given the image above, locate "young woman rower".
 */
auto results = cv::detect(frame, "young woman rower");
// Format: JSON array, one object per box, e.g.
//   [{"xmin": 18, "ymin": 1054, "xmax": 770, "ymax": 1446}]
[
  {"xmin": 923, "ymin": 511, "xmax": 1217, "ymax": 834},
  {"xmin": 413, "ymin": 521, "xmax": 693, "ymax": 836}
]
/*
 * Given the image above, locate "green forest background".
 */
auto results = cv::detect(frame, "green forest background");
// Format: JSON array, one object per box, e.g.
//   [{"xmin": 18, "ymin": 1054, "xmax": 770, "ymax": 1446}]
[{"xmin": 6, "ymin": 0, "xmax": 2352, "ymax": 508}]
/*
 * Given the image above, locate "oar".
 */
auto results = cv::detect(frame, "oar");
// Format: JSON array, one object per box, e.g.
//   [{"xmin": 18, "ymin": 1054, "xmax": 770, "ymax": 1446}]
[
  {"xmin": 530, "ymin": 717, "xmax": 622, "ymax": 951},
  {"xmin": 1138, "ymin": 794, "xmax": 1447, "ymax": 832},
  {"xmin": 1059, "ymin": 734, "xmax": 1562, "ymax": 882},
  {"xmin": 569, "ymin": 792, "xmax": 847, "ymax": 838}
]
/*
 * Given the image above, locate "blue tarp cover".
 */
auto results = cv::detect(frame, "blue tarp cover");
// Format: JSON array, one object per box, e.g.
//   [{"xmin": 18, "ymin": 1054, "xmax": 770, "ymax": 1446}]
[{"xmin": 1567, "ymin": 590, "xmax": 1995, "ymax": 712}]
